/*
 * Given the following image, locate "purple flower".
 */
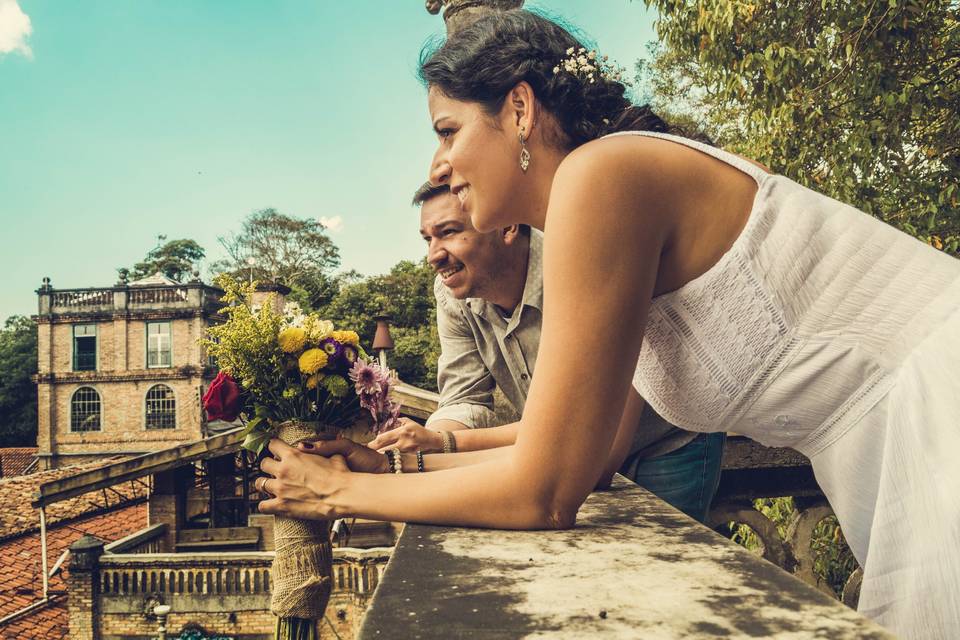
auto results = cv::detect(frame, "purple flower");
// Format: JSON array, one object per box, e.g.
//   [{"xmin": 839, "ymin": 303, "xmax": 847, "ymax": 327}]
[
  {"xmin": 349, "ymin": 358, "xmax": 402, "ymax": 434},
  {"xmin": 342, "ymin": 344, "xmax": 359, "ymax": 367},
  {"xmin": 349, "ymin": 360, "xmax": 381, "ymax": 395},
  {"xmin": 320, "ymin": 338, "xmax": 344, "ymax": 363}
]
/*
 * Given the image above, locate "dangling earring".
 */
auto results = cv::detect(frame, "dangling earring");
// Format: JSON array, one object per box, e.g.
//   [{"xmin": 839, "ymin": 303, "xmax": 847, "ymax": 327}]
[{"xmin": 518, "ymin": 129, "xmax": 531, "ymax": 173}]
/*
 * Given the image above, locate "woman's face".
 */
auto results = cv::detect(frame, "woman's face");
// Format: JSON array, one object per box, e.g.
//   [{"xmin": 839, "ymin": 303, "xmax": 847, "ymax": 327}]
[{"xmin": 428, "ymin": 87, "xmax": 525, "ymax": 233}]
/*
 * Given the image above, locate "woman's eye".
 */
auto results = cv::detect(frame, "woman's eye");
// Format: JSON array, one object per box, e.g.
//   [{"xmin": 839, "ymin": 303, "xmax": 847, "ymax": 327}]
[{"xmin": 437, "ymin": 128, "xmax": 455, "ymax": 139}]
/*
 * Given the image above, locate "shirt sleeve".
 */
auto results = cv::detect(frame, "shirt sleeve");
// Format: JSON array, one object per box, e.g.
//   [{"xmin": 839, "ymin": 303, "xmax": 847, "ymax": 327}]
[{"xmin": 426, "ymin": 279, "xmax": 499, "ymax": 429}]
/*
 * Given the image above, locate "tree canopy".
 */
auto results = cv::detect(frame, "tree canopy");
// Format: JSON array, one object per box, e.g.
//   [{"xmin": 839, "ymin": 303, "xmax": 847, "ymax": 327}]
[
  {"xmin": 213, "ymin": 209, "xmax": 341, "ymax": 285},
  {"xmin": 640, "ymin": 0, "xmax": 959, "ymax": 252},
  {"xmin": 0, "ymin": 316, "xmax": 38, "ymax": 446},
  {"xmin": 127, "ymin": 237, "xmax": 206, "ymax": 282},
  {"xmin": 212, "ymin": 208, "xmax": 343, "ymax": 311}
]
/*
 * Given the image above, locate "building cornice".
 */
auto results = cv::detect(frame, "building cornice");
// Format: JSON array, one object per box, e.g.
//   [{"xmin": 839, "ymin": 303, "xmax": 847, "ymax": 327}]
[
  {"xmin": 34, "ymin": 366, "xmax": 216, "ymax": 384},
  {"xmin": 32, "ymin": 310, "xmax": 224, "ymax": 325}
]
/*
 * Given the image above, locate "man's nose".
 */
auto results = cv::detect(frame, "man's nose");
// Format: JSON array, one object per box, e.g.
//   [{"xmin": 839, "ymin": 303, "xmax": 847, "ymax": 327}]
[{"xmin": 427, "ymin": 239, "xmax": 448, "ymax": 267}]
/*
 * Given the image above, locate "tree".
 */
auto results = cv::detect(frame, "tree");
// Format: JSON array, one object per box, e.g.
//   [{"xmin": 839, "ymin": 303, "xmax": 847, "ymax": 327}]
[
  {"xmin": 126, "ymin": 236, "xmax": 206, "ymax": 282},
  {"xmin": 212, "ymin": 209, "xmax": 341, "ymax": 303},
  {"xmin": 639, "ymin": 0, "xmax": 960, "ymax": 253},
  {"xmin": 0, "ymin": 316, "xmax": 38, "ymax": 446},
  {"xmin": 320, "ymin": 259, "xmax": 440, "ymax": 390}
]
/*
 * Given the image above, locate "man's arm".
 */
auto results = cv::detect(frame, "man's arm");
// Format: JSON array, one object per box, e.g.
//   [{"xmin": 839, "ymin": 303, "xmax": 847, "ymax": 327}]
[
  {"xmin": 426, "ymin": 278, "xmax": 500, "ymax": 429},
  {"xmin": 425, "ymin": 418, "xmax": 471, "ymax": 432},
  {"xmin": 368, "ymin": 279, "xmax": 502, "ymax": 452}
]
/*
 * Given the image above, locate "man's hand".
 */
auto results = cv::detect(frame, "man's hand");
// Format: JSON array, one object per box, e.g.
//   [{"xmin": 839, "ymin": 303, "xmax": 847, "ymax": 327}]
[
  {"xmin": 296, "ymin": 437, "xmax": 390, "ymax": 474},
  {"xmin": 367, "ymin": 418, "xmax": 445, "ymax": 453}
]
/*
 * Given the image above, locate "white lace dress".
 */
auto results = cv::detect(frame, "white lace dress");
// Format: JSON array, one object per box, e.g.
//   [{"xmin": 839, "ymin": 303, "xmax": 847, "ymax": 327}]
[{"xmin": 611, "ymin": 131, "xmax": 960, "ymax": 639}]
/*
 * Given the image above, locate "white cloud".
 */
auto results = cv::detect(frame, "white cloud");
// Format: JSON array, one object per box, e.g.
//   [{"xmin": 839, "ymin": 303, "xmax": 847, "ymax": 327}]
[
  {"xmin": 0, "ymin": 0, "xmax": 33, "ymax": 59},
  {"xmin": 319, "ymin": 216, "xmax": 343, "ymax": 233}
]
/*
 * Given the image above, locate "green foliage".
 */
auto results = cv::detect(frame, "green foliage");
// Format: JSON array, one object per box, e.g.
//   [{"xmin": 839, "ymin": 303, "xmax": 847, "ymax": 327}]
[
  {"xmin": 391, "ymin": 323, "xmax": 441, "ymax": 393},
  {"xmin": 0, "ymin": 316, "xmax": 38, "ymax": 446},
  {"xmin": 640, "ymin": 0, "xmax": 960, "ymax": 253},
  {"xmin": 127, "ymin": 236, "xmax": 206, "ymax": 282},
  {"xmin": 319, "ymin": 259, "xmax": 440, "ymax": 390},
  {"xmin": 727, "ymin": 497, "xmax": 857, "ymax": 597},
  {"xmin": 212, "ymin": 209, "xmax": 341, "ymax": 301},
  {"xmin": 210, "ymin": 206, "xmax": 438, "ymax": 391}
]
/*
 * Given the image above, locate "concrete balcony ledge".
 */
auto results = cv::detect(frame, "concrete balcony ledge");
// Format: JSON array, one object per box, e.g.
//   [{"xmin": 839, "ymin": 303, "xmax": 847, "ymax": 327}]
[{"xmin": 359, "ymin": 478, "xmax": 892, "ymax": 639}]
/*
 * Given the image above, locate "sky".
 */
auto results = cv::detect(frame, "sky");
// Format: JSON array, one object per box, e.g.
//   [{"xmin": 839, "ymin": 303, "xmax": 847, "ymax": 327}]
[{"xmin": 0, "ymin": 0, "xmax": 658, "ymax": 321}]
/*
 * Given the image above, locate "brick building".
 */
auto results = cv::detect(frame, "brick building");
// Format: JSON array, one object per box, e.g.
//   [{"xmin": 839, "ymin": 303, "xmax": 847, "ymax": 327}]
[
  {"xmin": 32, "ymin": 272, "xmax": 227, "ymax": 469},
  {"xmin": 18, "ymin": 273, "xmax": 436, "ymax": 638}
]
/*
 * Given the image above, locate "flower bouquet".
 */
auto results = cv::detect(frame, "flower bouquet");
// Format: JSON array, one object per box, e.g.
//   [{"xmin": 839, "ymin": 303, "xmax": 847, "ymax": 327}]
[{"xmin": 200, "ymin": 275, "xmax": 400, "ymax": 640}]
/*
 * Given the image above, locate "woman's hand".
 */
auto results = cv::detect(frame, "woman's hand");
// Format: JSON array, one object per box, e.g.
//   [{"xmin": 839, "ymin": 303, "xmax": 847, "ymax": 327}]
[
  {"xmin": 367, "ymin": 418, "xmax": 444, "ymax": 453},
  {"xmin": 257, "ymin": 439, "xmax": 353, "ymax": 519},
  {"xmin": 297, "ymin": 437, "xmax": 390, "ymax": 474}
]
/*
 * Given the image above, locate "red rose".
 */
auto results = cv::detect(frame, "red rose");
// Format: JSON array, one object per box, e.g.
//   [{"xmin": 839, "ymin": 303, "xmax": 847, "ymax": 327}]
[{"xmin": 202, "ymin": 372, "xmax": 242, "ymax": 422}]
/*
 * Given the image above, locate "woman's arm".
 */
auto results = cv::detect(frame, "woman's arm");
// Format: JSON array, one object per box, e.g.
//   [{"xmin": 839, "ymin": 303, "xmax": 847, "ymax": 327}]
[
  {"xmin": 259, "ymin": 138, "xmax": 672, "ymax": 528},
  {"xmin": 595, "ymin": 389, "xmax": 645, "ymax": 489},
  {"xmin": 303, "ymin": 437, "xmax": 514, "ymax": 473}
]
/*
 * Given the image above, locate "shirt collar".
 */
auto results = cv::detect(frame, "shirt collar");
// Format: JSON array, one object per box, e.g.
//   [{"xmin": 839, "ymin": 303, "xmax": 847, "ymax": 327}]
[{"xmin": 466, "ymin": 229, "xmax": 543, "ymax": 329}]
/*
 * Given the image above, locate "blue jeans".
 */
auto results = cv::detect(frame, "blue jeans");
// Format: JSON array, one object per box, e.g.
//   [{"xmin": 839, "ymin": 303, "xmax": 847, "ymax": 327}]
[{"xmin": 618, "ymin": 432, "xmax": 726, "ymax": 523}]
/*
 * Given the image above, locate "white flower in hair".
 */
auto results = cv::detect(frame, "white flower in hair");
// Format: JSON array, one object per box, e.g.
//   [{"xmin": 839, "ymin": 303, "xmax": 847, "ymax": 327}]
[{"xmin": 556, "ymin": 46, "xmax": 632, "ymax": 86}]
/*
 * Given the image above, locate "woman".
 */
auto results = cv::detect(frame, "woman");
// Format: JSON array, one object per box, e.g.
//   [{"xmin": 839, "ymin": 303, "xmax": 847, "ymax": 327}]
[{"xmin": 256, "ymin": 10, "xmax": 960, "ymax": 638}]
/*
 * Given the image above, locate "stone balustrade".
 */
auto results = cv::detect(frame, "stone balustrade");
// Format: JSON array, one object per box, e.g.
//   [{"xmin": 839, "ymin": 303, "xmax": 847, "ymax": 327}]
[
  {"xmin": 708, "ymin": 436, "xmax": 862, "ymax": 604},
  {"xmin": 38, "ymin": 283, "xmax": 224, "ymax": 318},
  {"xmin": 67, "ymin": 534, "xmax": 393, "ymax": 640},
  {"xmin": 99, "ymin": 552, "xmax": 274, "ymax": 611},
  {"xmin": 359, "ymin": 477, "xmax": 890, "ymax": 639}
]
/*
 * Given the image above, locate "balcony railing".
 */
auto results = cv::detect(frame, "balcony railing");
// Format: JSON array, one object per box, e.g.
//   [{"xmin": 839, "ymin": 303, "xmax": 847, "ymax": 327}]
[
  {"xmin": 359, "ymin": 477, "xmax": 891, "ymax": 639},
  {"xmin": 94, "ymin": 544, "xmax": 390, "ymax": 612},
  {"xmin": 38, "ymin": 284, "xmax": 224, "ymax": 317}
]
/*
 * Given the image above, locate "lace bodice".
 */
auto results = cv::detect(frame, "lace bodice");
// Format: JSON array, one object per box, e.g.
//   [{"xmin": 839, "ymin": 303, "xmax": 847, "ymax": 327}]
[{"xmin": 615, "ymin": 131, "xmax": 960, "ymax": 454}]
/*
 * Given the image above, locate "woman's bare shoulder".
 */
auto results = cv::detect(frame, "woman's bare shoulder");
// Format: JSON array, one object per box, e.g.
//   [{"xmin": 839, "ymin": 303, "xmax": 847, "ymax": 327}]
[{"xmin": 550, "ymin": 134, "xmax": 692, "ymax": 226}]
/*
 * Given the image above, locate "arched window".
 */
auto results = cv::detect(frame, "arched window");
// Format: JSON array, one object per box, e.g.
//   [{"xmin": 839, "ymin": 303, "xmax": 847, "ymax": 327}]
[
  {"xmin": 145, "ymin": 384, "xmax": 176, "ymax": 430},
  {"xmin": 71, "ymin": 387, "xmax": 101, "ymax": 432}
]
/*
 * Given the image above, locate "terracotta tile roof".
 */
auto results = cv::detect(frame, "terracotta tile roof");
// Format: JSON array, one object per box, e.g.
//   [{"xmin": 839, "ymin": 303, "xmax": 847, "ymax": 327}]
[
  {"xmin": 0, "ymin": 503, "xmax": 147, "ymax": 640},
  {"xmin": 0, "ymin": 457, "xmax": 146, "ymax": 541},
  {"xmin": 0, "ymin": 448, "xmax": 38, "ymax": 478}
]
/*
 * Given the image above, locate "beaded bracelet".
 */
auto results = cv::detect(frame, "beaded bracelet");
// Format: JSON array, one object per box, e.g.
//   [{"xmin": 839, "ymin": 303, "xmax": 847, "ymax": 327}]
[
  {"xmin": 384, "ymin": 448, "xmax": 403, "ymax": 474},
  {"xmin": 416, "ymin": 450, "xmax": 425, "ymax": 473}
]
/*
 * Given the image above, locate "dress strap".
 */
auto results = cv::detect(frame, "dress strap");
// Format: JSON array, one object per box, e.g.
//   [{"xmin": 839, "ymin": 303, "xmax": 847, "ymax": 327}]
[{"xmin": 601, "ymin": 130, "xmax": 768, "ymax": 186}]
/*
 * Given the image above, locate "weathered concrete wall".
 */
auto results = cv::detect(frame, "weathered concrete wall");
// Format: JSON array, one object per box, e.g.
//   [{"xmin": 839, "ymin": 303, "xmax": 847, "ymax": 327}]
[{"xmin": 359, "ymin": 478, "xmax": 893, "ymax": 639}]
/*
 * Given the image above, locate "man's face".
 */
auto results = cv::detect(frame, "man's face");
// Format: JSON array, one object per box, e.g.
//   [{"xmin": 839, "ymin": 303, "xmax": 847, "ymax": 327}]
[{"xmin": 419, "ymin": 192, "xmax": 515, "ymax": 300}]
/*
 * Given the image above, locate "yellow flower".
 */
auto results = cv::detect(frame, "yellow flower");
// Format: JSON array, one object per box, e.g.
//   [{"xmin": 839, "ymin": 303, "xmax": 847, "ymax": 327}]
[
  {"xmin": 278, "ymin": 327, "xmax": 307, "ymax": 353},
  {"xmin": 331, "ymin": 330, "xmax": 360, "ymax": 346},
  {"xmin": 298, "ymin": 348, "xmax": 328, "ymax": 375},
  {"xmin": 305, "ymin": 373, "xmax": 324, "ymax": 390}
]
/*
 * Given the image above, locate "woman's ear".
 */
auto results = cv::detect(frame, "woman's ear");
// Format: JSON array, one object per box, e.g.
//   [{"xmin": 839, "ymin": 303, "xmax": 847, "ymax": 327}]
[{"xmin": 504, "ymin": 81, "xmax": 537, "ymax": 136}]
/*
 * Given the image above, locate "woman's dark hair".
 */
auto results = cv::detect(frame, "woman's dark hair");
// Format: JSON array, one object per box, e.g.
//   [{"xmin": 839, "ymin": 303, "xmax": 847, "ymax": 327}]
[{"xmin": 419, "ymin": 10, "xmax": 706, "ymax": 149}]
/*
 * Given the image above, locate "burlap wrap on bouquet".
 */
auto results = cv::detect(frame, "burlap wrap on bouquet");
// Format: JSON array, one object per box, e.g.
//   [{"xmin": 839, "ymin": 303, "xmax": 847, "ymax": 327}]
[{"xmin": 270, "ymin": 420, "xmax": 333, "ymax": 620}]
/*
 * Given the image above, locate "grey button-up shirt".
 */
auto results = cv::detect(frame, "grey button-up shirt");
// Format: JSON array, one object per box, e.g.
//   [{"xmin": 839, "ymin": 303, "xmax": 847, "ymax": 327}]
[{"xmin": 427, "ymin": 230, "xmax": 697, "ymax": 460}]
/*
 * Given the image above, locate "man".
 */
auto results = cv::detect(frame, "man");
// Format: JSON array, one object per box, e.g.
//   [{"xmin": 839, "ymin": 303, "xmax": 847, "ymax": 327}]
[{"xmin": 368, "ymin": 182, "xmax": 725, "ymax": 522}]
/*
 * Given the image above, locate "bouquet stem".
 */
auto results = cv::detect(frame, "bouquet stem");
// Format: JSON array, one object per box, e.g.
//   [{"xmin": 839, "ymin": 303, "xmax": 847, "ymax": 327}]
[{"xmin": 271, "ymin": 421, "xmax": 334, "ymax": 638}]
